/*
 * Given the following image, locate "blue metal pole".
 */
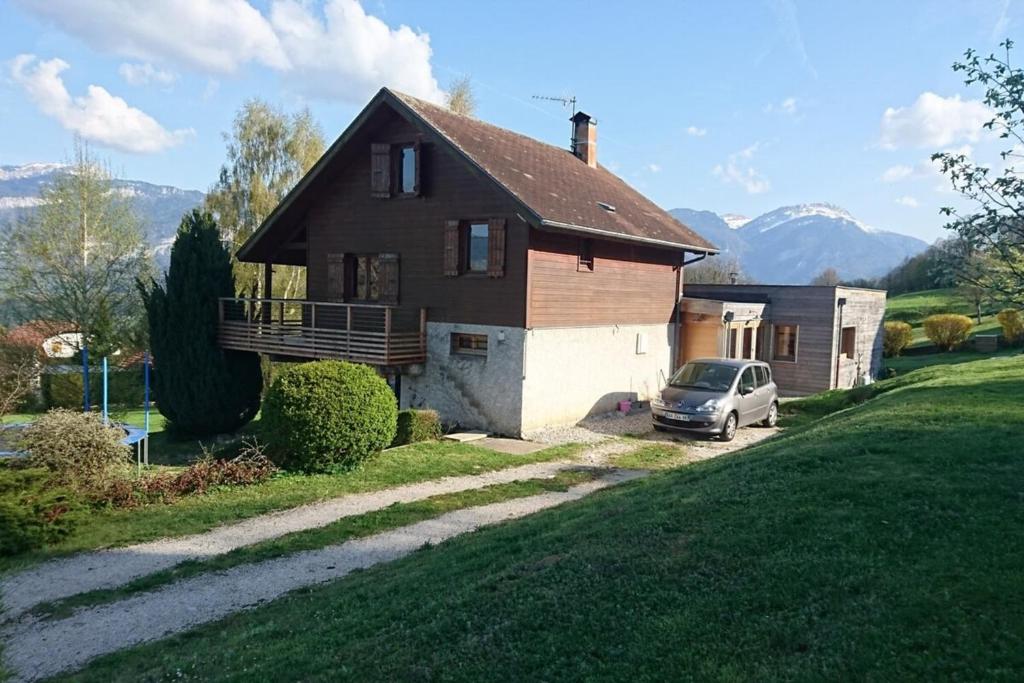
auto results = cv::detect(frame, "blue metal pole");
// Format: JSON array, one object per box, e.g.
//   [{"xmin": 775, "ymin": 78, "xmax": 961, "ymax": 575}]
[
  {"xmin": 82, "ymin": 347, "xmax": 90, "ymax": 412},
  {"xmin": 143, "ymin": 351, "xmax": 150, "ymax": 434},
  {"xmin": 102, "ymin": 357, "xmax": 109, "ymax": 426}
]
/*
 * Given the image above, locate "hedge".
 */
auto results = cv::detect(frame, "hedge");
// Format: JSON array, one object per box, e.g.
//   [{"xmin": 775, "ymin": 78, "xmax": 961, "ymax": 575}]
[
  {"xmin": 392, "ymin": 409, "xmax": 442, "ymax": 446},
  {"xmin": 42, "ymin": 367, "xmax": 148, "ymax": 410}
]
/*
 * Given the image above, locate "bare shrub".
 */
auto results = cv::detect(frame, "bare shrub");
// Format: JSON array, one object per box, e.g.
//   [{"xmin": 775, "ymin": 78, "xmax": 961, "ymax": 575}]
[
  {"xmin": 922, "ymin": 314, "xmax": 974, "ymax": 351},
  {"xmin": 22, "ymin": 410, "xmax": 130, "ymax": 489},
  {"xmin": 883, "ymin": 321, "xmax": 914, "ymax": 357}
]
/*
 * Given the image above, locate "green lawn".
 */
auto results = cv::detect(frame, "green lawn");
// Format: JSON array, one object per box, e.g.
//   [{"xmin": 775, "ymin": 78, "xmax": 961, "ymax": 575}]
[
  {"xmin": 63, "ymin": 356, "xmax": 1024, "ymax": 681},
  {"xmin": 0, "ymin": 440, "xmax": 581, "ymax": 573}
]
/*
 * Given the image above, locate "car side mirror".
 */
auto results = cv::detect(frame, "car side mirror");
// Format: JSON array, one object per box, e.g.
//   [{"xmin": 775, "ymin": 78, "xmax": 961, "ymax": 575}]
[{"xmin": 741, "ymin": 385, "xmax": 754, "ymax": 396}]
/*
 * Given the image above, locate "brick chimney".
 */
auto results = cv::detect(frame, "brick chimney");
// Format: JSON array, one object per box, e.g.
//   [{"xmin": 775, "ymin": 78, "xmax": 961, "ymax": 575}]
[{"xmin": 571, "ymin": 111, "xmax": 597, "ymax": 167}]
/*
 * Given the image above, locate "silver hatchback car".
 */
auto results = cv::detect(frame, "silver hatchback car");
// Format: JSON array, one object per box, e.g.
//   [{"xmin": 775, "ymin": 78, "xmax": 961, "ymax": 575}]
[{"xmin": 650, "ymin": 358, "xmax": 779, "ymax": 441}]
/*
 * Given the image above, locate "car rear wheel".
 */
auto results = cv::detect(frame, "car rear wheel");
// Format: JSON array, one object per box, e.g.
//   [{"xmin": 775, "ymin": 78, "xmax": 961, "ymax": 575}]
[
  {"xmin": 720, "ymin": 412, "xmax": 738, "ymax": 442},
  {"xmin": 762, "ymin": 402, "xmax": 778, "ymax": 427}
]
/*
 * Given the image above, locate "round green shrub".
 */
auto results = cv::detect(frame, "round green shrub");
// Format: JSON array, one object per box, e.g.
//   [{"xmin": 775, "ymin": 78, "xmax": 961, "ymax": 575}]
[{"xmin": 261, "ymin": 361, "xmax": 397, "ymax": 472}]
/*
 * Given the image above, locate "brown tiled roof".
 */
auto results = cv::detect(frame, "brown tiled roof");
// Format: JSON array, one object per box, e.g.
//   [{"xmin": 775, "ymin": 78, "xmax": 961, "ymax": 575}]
[
  {"xmin": 238, "ymin": 88, "xmax": 716, "ymax": 262},
  {"xmin": 390, "ymin": 91, "xmax": 716, "ymax": 252},
  {"xmin": 4, "ymin": 320, "xmax": 77, "ymax": 349}
]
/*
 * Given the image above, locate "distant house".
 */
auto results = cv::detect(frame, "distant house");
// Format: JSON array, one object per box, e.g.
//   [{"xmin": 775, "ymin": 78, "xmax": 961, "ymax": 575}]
[
  {"xmin": 4, "ymin": 321, "xmax": 81, "ymax": 359},
  {"xmin": 220, "ymin": 88, "xmax": 719, "ymax": 435},
  {"xmin": 680, "ymin": 284, "xmax": 886, "ymax": 396}
]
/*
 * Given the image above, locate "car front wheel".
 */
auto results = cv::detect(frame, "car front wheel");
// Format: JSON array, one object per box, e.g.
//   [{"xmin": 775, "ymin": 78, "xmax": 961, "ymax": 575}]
[
  {"xmin": 762, "ymin": 402, "xmax": 778, "ymax": 427},
  {"xmin": 720, "ymin": 412, "xmax": 738, "ymax": 442}
]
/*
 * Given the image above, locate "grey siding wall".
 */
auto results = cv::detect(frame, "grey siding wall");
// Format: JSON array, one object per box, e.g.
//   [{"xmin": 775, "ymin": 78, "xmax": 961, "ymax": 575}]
[
  {"xmin": 682, "ymin": 284, "xmax": 886, "ymax": 396},
  {"xmin": 834, "ymin": 287, "xmax": 887, "ymax": 389}
]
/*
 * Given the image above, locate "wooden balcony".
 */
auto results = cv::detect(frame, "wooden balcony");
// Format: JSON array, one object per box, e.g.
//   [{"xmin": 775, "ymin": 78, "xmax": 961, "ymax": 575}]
[{"xmin": 218, "ymin": 297, "xmax": 427, "ymax": 366}]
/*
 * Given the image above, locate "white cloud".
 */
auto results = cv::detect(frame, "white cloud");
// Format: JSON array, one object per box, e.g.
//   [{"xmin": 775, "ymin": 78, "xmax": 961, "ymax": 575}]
[
  {"xmin": 15, "ymin": 0, "xmax": 445, "ymax": 104},
  {"xmin": 686, "ymin": 125, "xmax": 707, "ymax": 137},
  {"xmin": 646, "ymin": 163, "xmax": 662, "ymax": 173},
  {"xmin": 118, "ymin": 62, "xmax": 178, "ymax": 87},
  {"xmin": 15, "ymin": 0, "xmax": 288, "ymax": 74},
  {"xmin": 881, "ymin": 164, "xmax": 914, "ymax": 182},
  {"xmin": 880, "ymin": 92, "xmax": 993, "ymax": 149},
  {"xmin": 9, "ymin": 54, "xmax": 193, "ymax": 153},
  {"xmin": 713, "ymin": 143, "xmax": 771, "ymax": 194},
  {"xmin": 895, "ymin": 195, "xmax": 919, "ymax": 208},
  {"xmin": 268, "ymin": 0, "xmax": 444, "ymax": 103}
]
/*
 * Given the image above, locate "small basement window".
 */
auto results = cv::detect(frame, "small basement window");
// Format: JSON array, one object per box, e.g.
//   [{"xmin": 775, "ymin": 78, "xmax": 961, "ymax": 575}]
[
  {"xmin": 840, "ymin": 326, "xmax": 856, "ymax": 358},
  {"xmin": 773, "ymin": 324, "xmax": 798, "ymax": 362},
  {"xmin": 451, "ymin": 332, "xmax": 488, "ymax": 357}
]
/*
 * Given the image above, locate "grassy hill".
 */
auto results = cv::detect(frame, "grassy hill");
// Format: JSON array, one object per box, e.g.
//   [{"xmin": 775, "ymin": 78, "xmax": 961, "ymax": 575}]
[{"xmin": 68, "ymin": 355, "xmax": 1024, "ymax": 681}]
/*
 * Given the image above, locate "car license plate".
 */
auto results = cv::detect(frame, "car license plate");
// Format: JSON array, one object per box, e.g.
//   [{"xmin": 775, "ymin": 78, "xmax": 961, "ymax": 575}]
[{"xmin": 666, "ymin": 412, "xmax": 690, "ymax": 422}]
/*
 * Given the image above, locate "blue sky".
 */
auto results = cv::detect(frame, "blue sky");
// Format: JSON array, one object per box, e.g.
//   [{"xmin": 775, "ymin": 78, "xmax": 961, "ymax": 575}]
[{"xmin": 0, "ymin": 0, "xmax": 1019, "ymax": 242}]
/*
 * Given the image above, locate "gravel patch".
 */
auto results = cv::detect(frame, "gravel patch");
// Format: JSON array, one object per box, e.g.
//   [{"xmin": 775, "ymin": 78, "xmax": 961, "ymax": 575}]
[
  {"xmin": 1, "ymin": 470, "xmax": 646, "ymax": 683},
  {"xmin": 0, "ymin": 459, "xmax": 580, "ymax": 620},
  {"xmin": 527, "ymin": 408, "xmax": 781, "ymax": 462}
]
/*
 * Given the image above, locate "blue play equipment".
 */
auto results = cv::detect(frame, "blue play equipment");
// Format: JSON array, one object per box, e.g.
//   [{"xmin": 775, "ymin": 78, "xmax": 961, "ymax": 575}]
[{"xmin": 1, "ymin": 349, "xmax": 152, "ymax": 466}]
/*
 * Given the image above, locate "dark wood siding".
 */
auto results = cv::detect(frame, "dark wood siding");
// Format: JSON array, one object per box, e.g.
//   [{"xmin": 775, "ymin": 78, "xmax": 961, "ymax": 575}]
[
  {"xmin": 304, "ymin": 109, "xmax": 527, "ymax": 327},
  {"xmin": 527, "ymin": 230, "xmax": 679, "ymax": 328}
]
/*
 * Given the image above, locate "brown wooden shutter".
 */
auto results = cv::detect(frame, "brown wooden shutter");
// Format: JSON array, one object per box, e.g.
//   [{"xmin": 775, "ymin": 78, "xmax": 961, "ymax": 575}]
[
  {"xmin": 412, "ymin": 141, "xmax": 422, "ymax": 196},
  {"xmin": 379, "ymin": 253, "xmax": 400, "ymax": 304},
  {"xmin": 327, "ymin": 253, "xmax": 346, "ymax": 301},
  {"xmin": 487, "ymin": 218, "xmax": 506, "ymax": 278},
  {"xmin": 370, "ymin": 143, "xmax": 390, "ymax": 197},
  {"xmin": 443, "ymin": 220, "xmax": 460, "ymax": 276}
]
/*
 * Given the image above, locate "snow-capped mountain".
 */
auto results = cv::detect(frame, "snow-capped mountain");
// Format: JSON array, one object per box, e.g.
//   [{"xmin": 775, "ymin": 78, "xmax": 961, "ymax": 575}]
[
  {"xmin": 671, "ymin": 203, "xmax": 929, "ymax": 284},
  {"xmin": 0, "ymin": 163, "xmax": 204, "ymax": 269},
  {"xmin": 720, "ymin": 213, "xmax": 750, "ymax": 230}
]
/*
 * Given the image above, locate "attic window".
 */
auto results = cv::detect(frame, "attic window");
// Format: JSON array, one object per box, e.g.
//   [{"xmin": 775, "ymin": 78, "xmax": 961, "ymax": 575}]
[{"xmin": 597, "ymin": 201, "xmax": 616, "ymax": 213}]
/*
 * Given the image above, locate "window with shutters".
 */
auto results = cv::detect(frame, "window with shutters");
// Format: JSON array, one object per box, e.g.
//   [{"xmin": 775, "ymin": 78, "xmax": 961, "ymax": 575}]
[
  {"xmin": 371, "ymin": 142, "xmax": 421, "ymax": 198},
  {"xmin": 445, "ymin": 219, "xmax": 506, "ymax": 278},
  {"xmin": 397, "ymin": 144, "xmax": 419, "ymax": 195}
]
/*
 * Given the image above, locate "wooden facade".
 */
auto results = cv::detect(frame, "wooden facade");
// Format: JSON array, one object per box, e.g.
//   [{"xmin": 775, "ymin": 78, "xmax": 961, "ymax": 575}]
[{"xmin": 526, "ymin": 230, "xmax": 679, "ymax": 328}]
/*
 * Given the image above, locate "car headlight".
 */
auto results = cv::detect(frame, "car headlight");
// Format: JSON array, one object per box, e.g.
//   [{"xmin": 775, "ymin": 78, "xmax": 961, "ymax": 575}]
[
  {"xmin": 693, "ymin": 399, "xmax": 722, "ymax": 413},
  {"xmin": 651, "ymin": 397, "xmax": 667, "ymax": 408}
]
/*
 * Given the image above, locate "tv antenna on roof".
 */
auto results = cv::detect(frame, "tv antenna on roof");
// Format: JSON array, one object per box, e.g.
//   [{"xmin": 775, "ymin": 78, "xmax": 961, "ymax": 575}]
[{"xmin": 531, "ymin": 94, "xmax": 578, "ymax": 150}]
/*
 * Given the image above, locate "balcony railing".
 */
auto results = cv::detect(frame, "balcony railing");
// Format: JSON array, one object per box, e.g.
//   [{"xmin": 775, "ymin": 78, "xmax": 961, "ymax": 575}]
[{"xmin": 218, "ymin": 297, "xmax": 427, "ymax": 366}]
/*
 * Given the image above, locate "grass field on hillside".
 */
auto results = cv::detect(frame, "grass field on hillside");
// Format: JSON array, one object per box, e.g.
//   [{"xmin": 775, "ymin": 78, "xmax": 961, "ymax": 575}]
[{"xmin": 67, "ymin": 356, "xmax": 1024, "ymax": 681}]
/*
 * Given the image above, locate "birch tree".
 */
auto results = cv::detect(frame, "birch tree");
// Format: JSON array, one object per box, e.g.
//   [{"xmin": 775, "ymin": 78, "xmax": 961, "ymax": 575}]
[
  {"xmin": 205, "ymin": 100, "xmax": 324, "ymax": 301},
  {"xmin": 0, "ymin": 141, "xmax": 149, "ymax": 355}
]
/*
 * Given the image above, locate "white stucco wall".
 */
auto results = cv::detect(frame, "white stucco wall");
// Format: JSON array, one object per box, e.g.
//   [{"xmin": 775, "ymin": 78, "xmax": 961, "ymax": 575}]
[
  {"xmin": 400, "ymin": 322, "xmax": 526, "ymax": 436},
  {"xmin": 520, "ymin": 323, "xmax": 673, "ymax": 434}
]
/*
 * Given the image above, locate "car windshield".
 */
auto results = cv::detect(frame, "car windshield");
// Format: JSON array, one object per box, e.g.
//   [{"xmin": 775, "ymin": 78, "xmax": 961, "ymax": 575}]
[{"xmin": 668, "ymin": 362, "xmax": 739, "ymax": 392}]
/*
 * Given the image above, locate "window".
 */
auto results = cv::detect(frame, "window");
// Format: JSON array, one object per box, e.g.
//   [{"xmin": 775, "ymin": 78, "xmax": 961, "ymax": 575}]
[
  {"xmin": 727, "ymin": 328, "xmax": 738, "ymax": 358},
  {"xmin": 754, "ymin": 365, "xmax": 768, "ymax": 387},
  {"xmin": 773, "ymin": 324, "xmax": 798, "ymax": 362},
  {"xmin": 451, "ymin": 332, "xmax": 488, "ymax": 356},
  {"xmin": 466, "ymin": 223, "xmax": 489, "ymax": 273},
  {"xmin": 739, "ymin": 367, "xmax": 756, "ymax": 394},
  {"xmin": 668, "ymin": 361, "xmax": 738, "ymax": 392},
  {"xmin": 353, "ymin": 255, "xmax": 381, "ymax": 301},
  {"xmin": 578, "ymin": 238, "xmax": 594, "ymax": 271},
  {"xmin": 742, "ymin": 327, "xmax": 754, "ymax": 359},
  {"xmin": 398, "ymin": 144, "xmax": 418, "ymax": 195},
  {"xmin": 840, "ymin": 326, "xmax": 856, "ymax": 358}
]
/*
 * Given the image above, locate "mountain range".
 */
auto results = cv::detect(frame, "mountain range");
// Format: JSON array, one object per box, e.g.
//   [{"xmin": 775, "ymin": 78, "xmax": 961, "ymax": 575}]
[
  {"xmin": 0, "ymin": 163, "xmax": 204, "ymax": 270},
  {"xmin": 2, "ymin": 164, "xmax": 928, "ymax": 285},
  {"xmin": 670, "ymin": 204, "xmax": 930, "ymax": 284}
]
